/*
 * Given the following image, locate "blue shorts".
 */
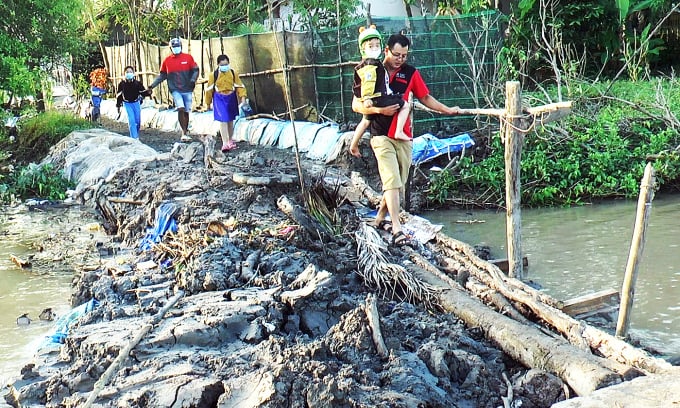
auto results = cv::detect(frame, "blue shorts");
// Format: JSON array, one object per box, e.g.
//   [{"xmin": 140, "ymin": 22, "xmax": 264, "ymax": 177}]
[{"xmin": 171, "ymin": 91, "xmax": 193, "ymax": 111}]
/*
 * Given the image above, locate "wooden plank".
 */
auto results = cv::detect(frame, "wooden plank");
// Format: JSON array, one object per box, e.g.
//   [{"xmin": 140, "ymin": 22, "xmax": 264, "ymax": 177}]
[
  {"xmin": 488, "ymin": 257, "xmax": 528, "ymax": 273},
  {"xmin": 562, "ymin": 289, "xmax": 620, "ymax": 317}
]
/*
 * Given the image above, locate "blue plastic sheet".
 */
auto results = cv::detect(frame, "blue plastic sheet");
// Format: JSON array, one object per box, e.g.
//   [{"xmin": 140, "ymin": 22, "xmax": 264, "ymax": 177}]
[
  {"xmin": 46, "ymin": 298, "xmax": 99, "ymax": 344},
  {"xmin": 139, "ymin": 201, "xmax": 179, "ymax": 251},
  {"xmin": 412, "ymin": 133, "xmax": 475, "ymax": 165}
]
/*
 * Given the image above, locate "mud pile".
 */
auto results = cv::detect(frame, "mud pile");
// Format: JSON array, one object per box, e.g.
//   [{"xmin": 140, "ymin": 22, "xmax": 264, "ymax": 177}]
[{"xmin": 5, "ymin": 124, "xmax": 566, "ymax": 408}]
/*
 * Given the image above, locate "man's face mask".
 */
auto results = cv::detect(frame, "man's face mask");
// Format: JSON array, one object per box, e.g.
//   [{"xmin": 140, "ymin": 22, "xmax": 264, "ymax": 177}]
[
  {"xmin": 171, "ymin": 46, "xmax": 182, "ymax": 55},
  {"xmin": 125, "ymin": 72, "xmax": 134, "ymax": 80},
  {"xmin": 219, "ymin": 64, "xmax": 230, "ymax": 73}
]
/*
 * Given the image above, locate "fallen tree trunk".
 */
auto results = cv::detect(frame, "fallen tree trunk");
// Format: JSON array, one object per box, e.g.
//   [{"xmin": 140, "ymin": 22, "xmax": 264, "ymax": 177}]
[
  {"xmin": 277, "ymin": 195, "xmax": 331, "ymax": 241},
  {"xmin": 412, "ymin": 266, "xmax": 623, "ymax": 396},
  {"xmin": 432, "ymin": 231, "xmax": 673, "ymax": 374},
  {"xmin": 434, "ymin": 237, "xmax": 591, "ymax": 349},
  {"xmin": 407, "ymin": 248, "xmax": 640, "ymax": 378},
  {"xmin": 350, "ymin": 171, "xmax": 382, "ymax": 207}
]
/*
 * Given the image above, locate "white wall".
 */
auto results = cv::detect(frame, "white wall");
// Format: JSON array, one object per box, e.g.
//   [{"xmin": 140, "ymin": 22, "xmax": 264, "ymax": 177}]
[{"xmin": 362, "ymin": 0, "xmax": 436, "ymax": 17}]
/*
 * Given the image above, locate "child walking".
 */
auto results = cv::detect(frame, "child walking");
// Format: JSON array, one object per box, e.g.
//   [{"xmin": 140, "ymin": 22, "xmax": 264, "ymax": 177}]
[
  {"xmin": 115, "ymin": 66, "xmax": 152, "ymax": 139},
  {"xmin": 205, "ymin": 54, "xmax": 247, "ymax": 152}
]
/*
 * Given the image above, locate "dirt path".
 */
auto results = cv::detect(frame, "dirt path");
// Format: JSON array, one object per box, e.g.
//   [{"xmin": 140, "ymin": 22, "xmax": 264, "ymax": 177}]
[{"xmin": 4, "ymin": 119, "xmax": 568, "ymax": 408}]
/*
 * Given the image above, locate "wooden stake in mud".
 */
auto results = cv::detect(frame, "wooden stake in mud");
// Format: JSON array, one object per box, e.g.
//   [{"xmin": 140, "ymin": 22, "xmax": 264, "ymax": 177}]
[
  {"xmin": 616, "ymin": 162, "xmax": 656, "ymax": 338},
  {"xmin": 504, "ymin": 81, "xmax": 524, "ymax": 279}
]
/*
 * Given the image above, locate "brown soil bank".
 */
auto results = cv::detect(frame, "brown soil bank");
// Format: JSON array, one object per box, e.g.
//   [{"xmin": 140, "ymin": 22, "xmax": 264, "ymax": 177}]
[{"xmin": 4, "ymin": 119, "xmax": 677, "ymax": 408}]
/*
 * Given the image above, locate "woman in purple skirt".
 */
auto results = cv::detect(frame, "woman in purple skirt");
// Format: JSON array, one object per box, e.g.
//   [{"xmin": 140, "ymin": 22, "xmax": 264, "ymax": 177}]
[{"xmin": 205, "ymin": 54, "xmax": 248, "ymax": 152}]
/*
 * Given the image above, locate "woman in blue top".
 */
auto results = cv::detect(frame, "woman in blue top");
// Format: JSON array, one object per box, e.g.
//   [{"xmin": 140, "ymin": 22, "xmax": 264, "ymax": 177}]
[{"xmin": 116, "ymin": 66, "xmax": 152, "ymax": 139}]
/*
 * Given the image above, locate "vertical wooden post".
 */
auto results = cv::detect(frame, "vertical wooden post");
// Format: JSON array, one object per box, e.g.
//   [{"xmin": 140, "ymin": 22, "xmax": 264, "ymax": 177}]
[
  {"xmin": 504, "ymin": 81, "xmax": 524, "ymax": 279},
  {"xmin": 616, "ymin": 162, "xmax": 655, "ymax": 338}
]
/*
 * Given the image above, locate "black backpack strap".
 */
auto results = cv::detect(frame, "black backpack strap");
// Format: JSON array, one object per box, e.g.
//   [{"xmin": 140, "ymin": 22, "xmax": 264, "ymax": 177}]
[{"xmin": 214, "ymin": 69, "xmax": 237, "ymax": 91}]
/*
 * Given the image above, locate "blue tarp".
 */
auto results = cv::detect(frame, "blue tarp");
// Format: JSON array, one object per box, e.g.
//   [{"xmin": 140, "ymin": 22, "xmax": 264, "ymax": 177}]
[
  {"xmin": 412, "ymin": 133, "xmax": 475, "ymax": 165},
  {"xmin": 139, "ymin": 201, "xmax": 179, "ymax": 251}
]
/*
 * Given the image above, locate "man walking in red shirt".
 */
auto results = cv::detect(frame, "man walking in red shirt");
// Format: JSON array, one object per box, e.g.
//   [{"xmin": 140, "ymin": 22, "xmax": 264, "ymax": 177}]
[
  {"xmin": 350, "ymin": 33, "xmax": 460, "ymax": 247},
  {"xmin": 149, "ymin": 38, "xmax": 199, "ymax": 142}
]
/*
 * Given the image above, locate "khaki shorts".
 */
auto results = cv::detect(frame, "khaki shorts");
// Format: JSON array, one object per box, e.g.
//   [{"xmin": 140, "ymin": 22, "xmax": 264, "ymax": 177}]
[{"xmin": 370, "ymin": 136, "xmax": 412, "ymax": 191}]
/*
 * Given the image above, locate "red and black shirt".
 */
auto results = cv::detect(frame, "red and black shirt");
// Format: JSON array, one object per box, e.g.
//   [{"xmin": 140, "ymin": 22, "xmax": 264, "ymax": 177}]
[
  {"xmin": 369, "ymin": 63, "xmax": 430, "ymax": 139},
  {"xmin": 150, "ymin": 53, "xmax": 199, "ymax": 93}
]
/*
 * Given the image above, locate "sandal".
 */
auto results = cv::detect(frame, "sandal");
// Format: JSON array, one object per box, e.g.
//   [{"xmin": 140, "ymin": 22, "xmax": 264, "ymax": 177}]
[
  {"xmin": 392, "ymin": 231, "xmax": 412, "ymax": 248},
  {"xmin": 221, "ymin": 141, "xmax": 237, "ymax": 152},
  {"xmin": 376, "ymin": 219, "xmax": 392, "ymax": 232}
]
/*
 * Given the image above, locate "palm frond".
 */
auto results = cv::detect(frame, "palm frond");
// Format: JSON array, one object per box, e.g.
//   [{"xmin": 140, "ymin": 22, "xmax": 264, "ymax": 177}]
[{"xmin": 354, "ymin": 224, "xmax": 440, "ymax": 309}]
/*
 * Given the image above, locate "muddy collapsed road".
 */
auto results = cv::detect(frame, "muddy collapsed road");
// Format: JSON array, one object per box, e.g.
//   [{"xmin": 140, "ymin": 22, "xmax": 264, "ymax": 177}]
[{"xmin": 4, "ymin": 117, "xmax": 669, "ymax": 408}]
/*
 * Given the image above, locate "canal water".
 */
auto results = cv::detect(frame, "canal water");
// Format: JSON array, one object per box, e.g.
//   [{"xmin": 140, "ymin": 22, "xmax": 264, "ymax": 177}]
[
  {"xmin": 426, "ymin": 193, "xmax": 680, "ymax": 357},
  {"xmin": 0, "ymin": 205, "xmax": 104, "ymax": 395}
]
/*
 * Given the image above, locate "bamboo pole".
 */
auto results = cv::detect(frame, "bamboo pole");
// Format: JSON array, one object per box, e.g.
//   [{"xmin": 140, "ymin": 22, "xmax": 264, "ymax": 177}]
[
  {"xmin": 616, "ymin": 162, "xmax": 656, "ymax": 338},
  {"xmin": 337, "ymin": 0, "xmax": 346, "ymax": 123},
  {"xmin": 268, "ymin": 2, "xmax": 305, "ymax": 194},
  {"xmin": 504, "ymin": 81, "xmax": 524, "ymax": 279}
]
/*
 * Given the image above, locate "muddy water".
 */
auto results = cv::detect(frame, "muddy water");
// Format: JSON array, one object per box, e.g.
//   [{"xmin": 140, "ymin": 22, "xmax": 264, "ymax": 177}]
[
  {"xmin": 426, "ymin": 194, "xmax": 680, "ymax": 356},
  {"xmin": 0, "ymin": 206, "xmax": 98, "ymax": 392}
]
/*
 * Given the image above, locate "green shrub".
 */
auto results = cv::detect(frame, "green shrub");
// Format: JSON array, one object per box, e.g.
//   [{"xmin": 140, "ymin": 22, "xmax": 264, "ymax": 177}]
[
  {"xmin": 12, "ymin": 110, "xmax": 90, "ymax": 164},
  {"xmin": 0, "ymin": 163, "xmax": 74, "ymax": 203},
  {"xmin": 428, "ymin": 79, "xmax": 680, "ymax": 208}
]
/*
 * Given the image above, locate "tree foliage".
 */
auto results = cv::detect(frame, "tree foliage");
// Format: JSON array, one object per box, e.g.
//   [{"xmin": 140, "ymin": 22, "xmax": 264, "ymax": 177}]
[{"xmin": 0, "ymin": 0, "xmax": 85, "ymax": 100}]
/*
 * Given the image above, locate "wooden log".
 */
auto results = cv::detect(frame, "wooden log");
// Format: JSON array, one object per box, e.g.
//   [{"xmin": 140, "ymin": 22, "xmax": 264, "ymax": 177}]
[
  {"xmin": 433, "ymin": 231, "xmax": 673, "ymax": 374},
  {"xmin": 465, "ymin": 277, "xmax": 532, "ymax": 325},
  {"xmin": 433, "ymin": 232, "xmax": 563, "ymax": 309},
  {"xmin": 524, "ymin": 101, "xmax": 572, "ymax": 128},
  {"xmin": 276, "ymin": 195, "xmax": 331, "ymax": 241},
  {"xmin": 408, "ymin": 249, "xmax": 530, "ymax": 325},
  {"xmin": 280, "ymin": 264, "xmax": 332, "ymax": 307},
  {"xmin": 350, "ymin": 171, "xmax": 382, "ymax": 208},
  {"xmin": 408, "ymin": 246, "xmax": 643, "ymax": 381},
  {"xmin": 561, "ymin": 289, "xmax": 620, "ymax": 317},
  {"xmin": 107, "ymin": 197, "xmax": 144, "ymax": 205},
  {"xmin": 504, "ymin": 81, "xmax": 524, "ymax": 279},
  {"xmin": 616, "ymin": 162, "xmax": 655, "ymax": 338},
  {"xmin": 364, "ymin": 293, "xmax": 389, "ymax": 359},
  {"xmin": 582, "ymin": 325, "xmax": 674, "ymax": 374},
  {"xmin": 233, "ymin": 172, "xmax": 298, "ymax": 186},
  {"xmin": 412, "ymin": 267, "xmax": 624, "ymax": 396}
]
